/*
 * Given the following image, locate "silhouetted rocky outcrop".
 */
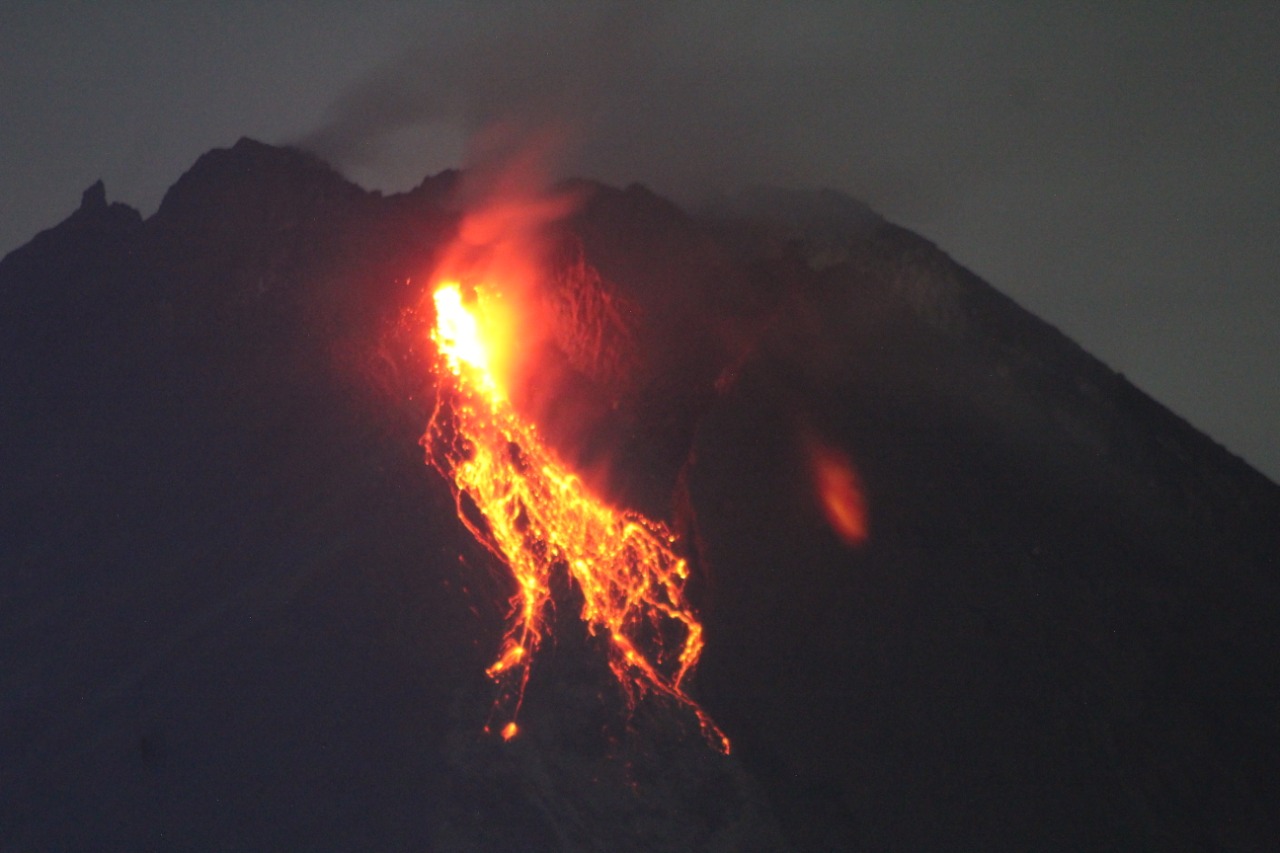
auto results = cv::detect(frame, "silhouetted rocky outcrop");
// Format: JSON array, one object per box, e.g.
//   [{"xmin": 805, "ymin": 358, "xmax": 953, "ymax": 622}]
[{"xmin": 2, "ymin": 138, "xmax": 1277, "ymax": 851}]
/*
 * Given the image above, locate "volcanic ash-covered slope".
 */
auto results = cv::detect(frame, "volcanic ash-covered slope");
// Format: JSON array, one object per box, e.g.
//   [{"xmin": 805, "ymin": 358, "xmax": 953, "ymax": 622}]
[
  {"xmin": 690, "ymin": 186, "xmax": 1280, "ymax": 850},
  {"xmin": 2, "ymin": 138, "xmax": 1278, "ymax": 851},
  {"xmin": 2, "ymin": 143, "xmax": 465, "ymax": 850}
]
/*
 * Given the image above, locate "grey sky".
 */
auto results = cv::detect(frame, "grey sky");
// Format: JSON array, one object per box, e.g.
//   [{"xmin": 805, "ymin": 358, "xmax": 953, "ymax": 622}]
[{"xmin": 3, "ymin": 2, "xmax": 1276, "ymax": 480}]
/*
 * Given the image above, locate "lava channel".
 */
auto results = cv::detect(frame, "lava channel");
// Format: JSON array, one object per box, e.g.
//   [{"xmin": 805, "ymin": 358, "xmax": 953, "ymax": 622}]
[{"xmin": 423, "ymin": 280, "xmax": 729, "ymax": 754}]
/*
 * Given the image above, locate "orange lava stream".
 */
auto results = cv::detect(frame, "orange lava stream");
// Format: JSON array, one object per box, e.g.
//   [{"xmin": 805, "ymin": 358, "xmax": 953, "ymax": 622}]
[{"xmin": 424, "ymin": 281, "xmax": 729, "ymax": 754}]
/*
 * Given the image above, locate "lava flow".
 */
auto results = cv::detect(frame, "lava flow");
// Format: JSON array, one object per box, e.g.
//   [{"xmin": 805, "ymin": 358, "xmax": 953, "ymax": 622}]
[{"xmin": 423, "ymin": 280, "xmax": 729, "ymax": 754}]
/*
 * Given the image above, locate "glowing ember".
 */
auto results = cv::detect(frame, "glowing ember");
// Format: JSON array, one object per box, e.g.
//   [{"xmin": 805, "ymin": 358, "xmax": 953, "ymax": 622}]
[
  {"xmin": 424, "ymin": 281, "xmax": 729, "ymax": 753},
  {"xmin": 808, "ymin": 437, "xmax": 869, "ymax": 547}
]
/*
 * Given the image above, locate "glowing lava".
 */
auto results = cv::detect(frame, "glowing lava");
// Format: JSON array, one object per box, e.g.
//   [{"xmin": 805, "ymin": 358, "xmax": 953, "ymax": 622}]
[
  {"xmin": 808, "ymin": 436, "xmax": 869, "ymax": 547},
  {"xmin": 424, "ymin": 280, "xmax": 729, "ymax": 754}
]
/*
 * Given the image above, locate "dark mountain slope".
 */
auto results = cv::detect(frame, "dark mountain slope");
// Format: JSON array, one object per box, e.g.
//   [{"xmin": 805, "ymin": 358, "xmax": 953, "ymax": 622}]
[
  {"xmin": 2, "ymin": 138, "xmax": 1277, "ymax": 851},
  {"xmin": 688, "ymin": 207, "xmax": 1280, "ymax": 848}
]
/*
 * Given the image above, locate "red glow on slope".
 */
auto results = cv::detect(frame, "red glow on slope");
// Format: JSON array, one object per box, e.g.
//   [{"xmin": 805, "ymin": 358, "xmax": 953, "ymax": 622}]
[
  {"xmin": 807, "ymin": 435, "xmax": 869, "ymax": 547},
  {"xmin": 419, "ymin": 163, "xmax": 727, "ymax": 753}
]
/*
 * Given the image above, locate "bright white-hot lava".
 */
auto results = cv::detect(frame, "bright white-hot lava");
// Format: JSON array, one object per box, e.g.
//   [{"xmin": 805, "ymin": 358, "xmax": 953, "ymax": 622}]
[{"xmin": 423, "ymin": 279, "xmax": 728, "ymax": 754}]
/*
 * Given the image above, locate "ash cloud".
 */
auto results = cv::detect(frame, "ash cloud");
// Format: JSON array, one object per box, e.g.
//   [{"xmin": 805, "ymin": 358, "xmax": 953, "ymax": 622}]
[
  {"xmin": 297, "ymin": 3, "xmax": 644, "ymax": 183},
  {"xmin": 294, "ymin": 3, "xmax": 876, "ymax": 203}
]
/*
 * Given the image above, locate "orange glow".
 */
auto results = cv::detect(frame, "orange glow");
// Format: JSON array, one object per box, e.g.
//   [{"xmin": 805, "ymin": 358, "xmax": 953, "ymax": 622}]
[
  {"xmin": 424, "ymin": 281, "xmax": 729, "ymax": 754},
  {"xmin": 808, "ymin": 437, "xmax": 869, "ymax": 547},
  {"xmin": 431, "ymin": 283, "xmax": 509, "ymax": 399}
]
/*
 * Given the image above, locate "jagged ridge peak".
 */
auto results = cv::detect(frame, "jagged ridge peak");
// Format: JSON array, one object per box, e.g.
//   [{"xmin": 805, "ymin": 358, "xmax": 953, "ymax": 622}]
[{"xmin": 151, "ymin": 137, "xmax": 365, "ymax": 228}]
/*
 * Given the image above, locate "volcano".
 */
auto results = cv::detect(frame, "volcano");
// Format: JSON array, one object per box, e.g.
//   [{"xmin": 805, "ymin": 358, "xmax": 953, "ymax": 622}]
[{"xmin": 3, "ymin": 138, "xmax": 1278, "ymax": 851}]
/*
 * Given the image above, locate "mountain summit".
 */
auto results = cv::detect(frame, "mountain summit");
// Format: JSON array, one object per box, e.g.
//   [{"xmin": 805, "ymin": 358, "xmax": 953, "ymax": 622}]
[{"xmin": 3, "ymin": 138, "xmax": 1277, "ymax": 851}]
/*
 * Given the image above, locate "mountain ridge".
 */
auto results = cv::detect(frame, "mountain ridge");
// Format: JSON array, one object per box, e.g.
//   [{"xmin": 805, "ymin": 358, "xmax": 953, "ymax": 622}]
[{"xmin": 2, "ymin": 138, "xmax": 1277, "ymax": 851}]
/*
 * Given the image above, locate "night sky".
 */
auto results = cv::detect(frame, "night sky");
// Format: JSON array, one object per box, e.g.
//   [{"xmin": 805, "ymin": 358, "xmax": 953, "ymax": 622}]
[{"xmin": 4, "ymin": 2, "xmax": 1277, "ymax": 480}]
